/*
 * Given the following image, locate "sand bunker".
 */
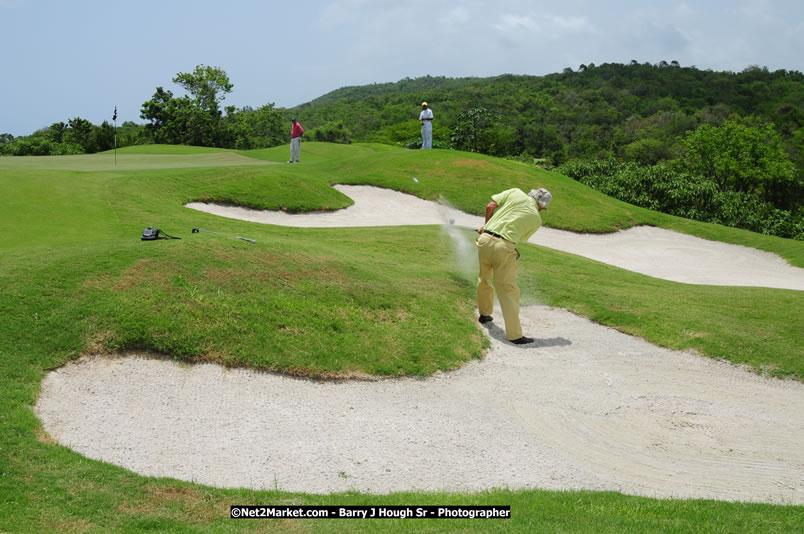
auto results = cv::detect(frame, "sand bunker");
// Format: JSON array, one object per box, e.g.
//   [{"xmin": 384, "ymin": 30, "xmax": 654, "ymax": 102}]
[
  {"xmin": 35, "ymin": 184, "xmax": 804, "ymax": 504},
  {"xmin": 36, "ymin": 306, "xmax": 804, "ymax": 503},
  {"xmin": 187, "ymin": 185, "xmax": 804, "ymax": 290}
]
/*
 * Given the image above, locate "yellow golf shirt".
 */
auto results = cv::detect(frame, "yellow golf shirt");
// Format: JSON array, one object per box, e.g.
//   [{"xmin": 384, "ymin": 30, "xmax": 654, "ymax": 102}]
[{"xmin": 485, "ymin": 188, "xmax": 542, "ymax": 244}]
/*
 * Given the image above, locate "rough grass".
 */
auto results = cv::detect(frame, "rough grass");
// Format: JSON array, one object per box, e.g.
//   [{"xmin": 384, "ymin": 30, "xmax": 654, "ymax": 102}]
[{"xmin": 1, "ymin": 143, "xmax": 802, "ymax": 532}]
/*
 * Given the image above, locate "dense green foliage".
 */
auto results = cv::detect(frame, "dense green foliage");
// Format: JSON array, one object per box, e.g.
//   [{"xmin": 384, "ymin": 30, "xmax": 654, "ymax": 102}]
[
  {"xmin": 0, "ymin": 117, "xmax": 118, "ymax": 156},
  {"xmin": 282, "ymin": 63, "xmax": 804, "ymax": 238},
  {"xmin": 558, "ymin": 117, "xmax": 803, "ymax": 239},
  {"xmin": 675, "ymin": 118, "xmax": 799, "ymax": 209},
  {"xmin": 4, "ymin": 62, "xmax": 803, "ymax": 238},
  {"xmin": 0, "ymin": 65, "xmax": 287, "ymax": 155},
  {"xmin": 287, "ymin": 63, "xmax": 803, "ymax": 166},
  {"xmin": 5, "ymin": 63, "xmax": 803, "ymax": 166},
  {"xmin": 139, "ymin": 65, "xmax": 286, "ymax": 149},
  {"xmin": 449, "ymin": 107, "xmax": 512, "ymax": 156},
  {"xmin": 559, "ymin": 158, "xmax": 804, "ymax": 239}
]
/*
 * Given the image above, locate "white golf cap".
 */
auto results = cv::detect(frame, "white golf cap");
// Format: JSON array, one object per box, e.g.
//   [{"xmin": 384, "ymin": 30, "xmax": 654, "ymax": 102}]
[{"xmin": 529, "ymin": 188, "xmax": 552, "ymax": 209}]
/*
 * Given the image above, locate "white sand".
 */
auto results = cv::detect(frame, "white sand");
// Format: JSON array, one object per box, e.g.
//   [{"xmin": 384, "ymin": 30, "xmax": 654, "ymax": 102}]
[
  {"xmin": 35, "ymin": 184, "xmax": 804, "ymax": 504},
  {"xmin": 187, "ymin": 184, "xmax": 804, "ymax": 290},
  {"xmin": 36, "ymin": 306, "xmax": 804, "ymax": 503}
]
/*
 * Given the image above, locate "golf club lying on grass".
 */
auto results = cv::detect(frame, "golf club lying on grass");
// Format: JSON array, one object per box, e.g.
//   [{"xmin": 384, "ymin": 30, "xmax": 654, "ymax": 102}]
[{"xmin": 191, "ymin": 227, "xmax": 255, "ymax": 243}]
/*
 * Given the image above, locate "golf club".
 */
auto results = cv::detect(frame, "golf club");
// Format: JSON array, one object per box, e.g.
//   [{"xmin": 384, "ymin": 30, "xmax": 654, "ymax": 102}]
[{"xmin": 191, "ymin": 227, "xmax": 255, "ymax": 243}]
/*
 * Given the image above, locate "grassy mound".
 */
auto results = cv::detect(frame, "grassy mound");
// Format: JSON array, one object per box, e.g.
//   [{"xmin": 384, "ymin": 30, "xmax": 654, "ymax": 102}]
[{"xmin": 1, "ymin": 143, "xmax": 802, "ymax": 532}]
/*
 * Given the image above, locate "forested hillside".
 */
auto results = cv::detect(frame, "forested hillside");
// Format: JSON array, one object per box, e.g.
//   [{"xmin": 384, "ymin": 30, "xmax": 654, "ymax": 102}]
[
  {"xmin": 2, "ymin": 62, "xmax": 802, "ymax": 238},
  {"xmin": 288, "ymin": 62, "xmax": 803, "ymax": 170},
  {"xmin": 286, "ymin": 62, "xmax": 803, "ymax": 239}
]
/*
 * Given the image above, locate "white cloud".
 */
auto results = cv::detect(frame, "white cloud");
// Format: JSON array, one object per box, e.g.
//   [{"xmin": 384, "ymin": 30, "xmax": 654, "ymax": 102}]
[
  {"xmin": 674, "ymin": 2, "xmax": 694, "ymax": 17},
  {"xmin": 549, "ymin": 14, "xmax": 593, "ymax": 32},
  {"xmin": 4, "ymin": 0, "xmax": 804, "ymax": 136},
  {"xmin": 737, "ymin": 0, "xmax": 779, "ymax": 25},
  {"xmin": 439, "ymin": 6, "xmax": 470, "ymax": 29},
  {"xmin": 316, "ymin": 0, "xmax": 374, "ymax": 27},
  {"xmin": 494, "ymin": 14, "xmax": 594, "ymax": 39}
]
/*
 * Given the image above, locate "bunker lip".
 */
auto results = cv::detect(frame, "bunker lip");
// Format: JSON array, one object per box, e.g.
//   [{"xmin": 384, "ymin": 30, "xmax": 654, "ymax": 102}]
[
  {"xmin": 35, "ymin": 306, "xmax": 804, "ymax": 503},
  {"xmin": 34, "ymin": 185, "xmax": 804, "ymax": 502},
  {"xmin": 186, "ymin": 184, "xmax": 804, "ymax": 291}
]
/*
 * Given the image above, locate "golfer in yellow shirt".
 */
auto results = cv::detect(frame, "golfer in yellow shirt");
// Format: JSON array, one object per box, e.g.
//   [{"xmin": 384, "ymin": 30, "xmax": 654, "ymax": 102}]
[{"xmin": 476, "ymin": 188, "xmax": 552, "ymax": 344}]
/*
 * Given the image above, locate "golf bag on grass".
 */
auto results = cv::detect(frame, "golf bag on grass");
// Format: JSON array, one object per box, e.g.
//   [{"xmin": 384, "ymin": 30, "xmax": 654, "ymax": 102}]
[{"xmin": 141, "ymin": 227, "xmax": 180, "ymax": 241}]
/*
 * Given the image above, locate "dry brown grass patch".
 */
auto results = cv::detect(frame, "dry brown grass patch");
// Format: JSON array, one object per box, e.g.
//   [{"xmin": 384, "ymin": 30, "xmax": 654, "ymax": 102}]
[
  {"xmin": 35, "ymin": 425, "xmax": 57, "ymax": 445},
  {"xmin": 46, "ymin": 518, "xmax": 96, "ymax": 533},
  {"xmin": 83, "ymin": 329, "xmax": 116, "ymax": 355},
  {"xmin": 453, "ymin": 158, "xmax": 490, "ymax": 169},
  {"xmin": 117, "ymin": 484, "xmax": 230, "ymax": 524},
  {"xmin": 114, "ymin": 259, "xmax": 168, "ymax": 291}
]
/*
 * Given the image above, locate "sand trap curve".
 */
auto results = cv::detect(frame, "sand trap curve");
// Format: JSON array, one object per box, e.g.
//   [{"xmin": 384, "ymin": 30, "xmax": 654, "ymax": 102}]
[
  {"xmin": 187, "ymin": 185, "xmax": 804, "ymax": 290},
  {"xmin": 35, "ymin": 184, "xmax": 804, "ymax": 504},
  {"xmin": 36, "ymin": 306, "xmax": 804, "ymax": 503}
]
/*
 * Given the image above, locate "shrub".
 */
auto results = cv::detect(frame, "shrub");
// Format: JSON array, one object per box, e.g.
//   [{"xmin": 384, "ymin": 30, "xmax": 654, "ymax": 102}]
[
  {"xmin": 310, "ymin": 121, "xmax": 352, "ymax": 144},
  {"xmin": 558, "ymin": 158, "xmax": 803, "ymax": 239}
]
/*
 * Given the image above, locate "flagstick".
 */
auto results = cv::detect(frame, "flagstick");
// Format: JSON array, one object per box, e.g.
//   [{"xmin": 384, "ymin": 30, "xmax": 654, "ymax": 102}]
[{"xmin": 113, "ymin": 105, "xmax": 118, "ymax": 167}]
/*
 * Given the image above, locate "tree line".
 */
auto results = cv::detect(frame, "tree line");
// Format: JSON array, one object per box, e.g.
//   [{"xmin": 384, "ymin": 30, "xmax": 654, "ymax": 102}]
[
  {"xmin": 280, "ymin": 62, "xmax": 804, "ymax": 239},
  {"xmin": 290, "ymin": 63, "xmax": 803, "ymax": 168},
  {"xmin": 1, "ymin": 62, "xmax": 801, "ymax": 238},
  {"xmin": 0, "ymin": 65, "xmax": 287, "ymax": 156}
]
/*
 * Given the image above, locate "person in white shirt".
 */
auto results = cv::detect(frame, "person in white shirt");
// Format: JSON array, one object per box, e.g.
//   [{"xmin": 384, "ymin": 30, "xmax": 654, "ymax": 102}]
[{"xmin": 419, "ymin": 102, "xmax": 434, "ymax": 149}]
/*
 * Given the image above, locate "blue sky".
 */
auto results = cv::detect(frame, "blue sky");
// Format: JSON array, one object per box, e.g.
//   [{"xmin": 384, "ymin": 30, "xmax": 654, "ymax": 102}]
[{"xmin": 1, "ymin": 0, "xmax": 803, "ymax": 137}]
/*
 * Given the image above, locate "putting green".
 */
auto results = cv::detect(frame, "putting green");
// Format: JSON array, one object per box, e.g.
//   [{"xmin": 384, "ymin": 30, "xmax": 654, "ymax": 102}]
[{"xmin": 0, "ymin": 152, "xmax": 276, "ymax": 171}]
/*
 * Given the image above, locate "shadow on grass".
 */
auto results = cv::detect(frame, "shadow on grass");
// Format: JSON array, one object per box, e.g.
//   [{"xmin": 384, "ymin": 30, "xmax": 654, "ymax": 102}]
[{"xmin": 447, "ymin": 271, "xmax": 475, "ymax": 289}]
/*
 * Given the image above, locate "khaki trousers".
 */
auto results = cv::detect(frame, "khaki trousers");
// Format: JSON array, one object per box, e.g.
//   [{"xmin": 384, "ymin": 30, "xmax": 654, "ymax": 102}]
[{"xmin": 476, "ymin": 233, "xmax": 522, "ymax": 340}]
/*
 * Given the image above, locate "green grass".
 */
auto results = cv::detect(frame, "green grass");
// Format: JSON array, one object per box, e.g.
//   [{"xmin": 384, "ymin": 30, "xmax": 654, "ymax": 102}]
[
  {"xmin": 246, "ymin": 143, "xmax": 804, "ymax": 266},
  {"xmin": 1, "ymin": 142, "xmax": 802, "ymax": 532},
  {"xmin": 0, "ymin": 144, "xmax": 274, "ymax": 171},
  {"xmin": 517, "ymin": 244, "xmax": 803, "ymax": 378}
]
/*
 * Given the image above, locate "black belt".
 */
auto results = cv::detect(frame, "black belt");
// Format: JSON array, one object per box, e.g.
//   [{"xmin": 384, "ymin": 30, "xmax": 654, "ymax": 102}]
[{"xmin": 484, "ymin": 230, "xmax": 504, "ymax": 239}]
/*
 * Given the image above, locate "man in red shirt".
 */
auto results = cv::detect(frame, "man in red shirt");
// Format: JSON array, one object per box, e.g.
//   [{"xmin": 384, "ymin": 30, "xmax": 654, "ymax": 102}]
[{"xmin": 289, "ymin": 118, "xmax": 304, "ymax": 163}]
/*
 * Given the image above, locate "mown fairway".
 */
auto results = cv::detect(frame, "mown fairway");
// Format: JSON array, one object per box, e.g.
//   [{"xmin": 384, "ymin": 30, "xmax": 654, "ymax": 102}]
[{"xmin": 1, "ymin": 143, "xmax": 802, "ymax": 532}]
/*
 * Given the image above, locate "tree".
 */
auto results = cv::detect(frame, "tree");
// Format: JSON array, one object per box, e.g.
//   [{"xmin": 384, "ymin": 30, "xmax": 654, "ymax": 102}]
[
  {"xmin": 451, "ymin": 107, "xmax": 495, "ymax": 153},
  {"xmin": 65, "ymin": 117, "xmax": 95, "ymax": 152},
  {"xmin": 311, "ymin": 121, "xmax": 352, "ymax": 144},
  {"xmin": 621, "ymin": 138, "xmax": 671, "ymax": 165},
  {"xmin": 516, "ymin": 123, "xmax": 567, "ymax": 165},
  {"xmin": 676, "ymin": 119, "xmax": 800, "ymax": 209},
  {"xmin": 173, "ymin": 65, "xmax": 232, "ymax": 119},
  {"xmin": 140, "ymin": 65, "xmax": 234, "ymax": 147},
  {"xmin": 141, "ymin": 87, "xmax": 189, "ymax": 144},
  {"xmin": 222, "ymin": 104, "xmax": 284, "ymax": 149},
  {"xmin": 46, "ymin": 122, "xmax": 67, "ymax": 144},
  {"xmin": 94, "ymin": 121, "xmax": 116, "ymax": 152}
]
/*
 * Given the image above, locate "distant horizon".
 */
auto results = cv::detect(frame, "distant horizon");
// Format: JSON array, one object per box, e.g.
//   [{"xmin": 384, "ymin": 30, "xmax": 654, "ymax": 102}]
[
  {"xmin": 5, "ymin": 61, "xmax": 801, "ymax": 137},
  {"xmin": 3, "ymin": 0, "xmax": 802, "ymax": 137}
]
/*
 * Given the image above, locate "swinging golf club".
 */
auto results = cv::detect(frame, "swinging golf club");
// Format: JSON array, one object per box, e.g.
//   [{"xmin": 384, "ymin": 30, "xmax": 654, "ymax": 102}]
[{"xmin": 191, "ymin": 227, "xmax": 256, "ymax": 243}]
